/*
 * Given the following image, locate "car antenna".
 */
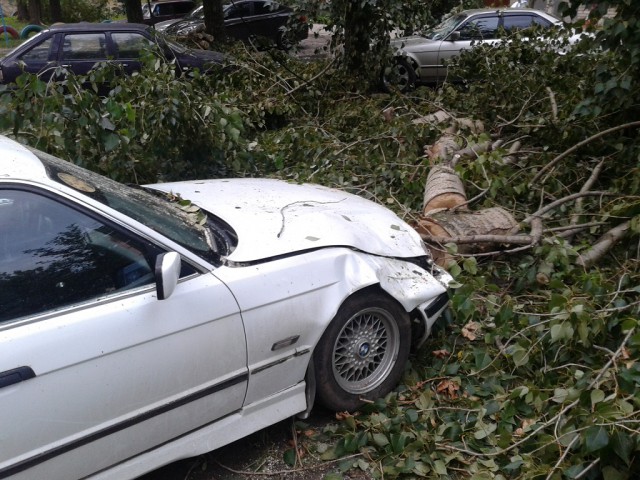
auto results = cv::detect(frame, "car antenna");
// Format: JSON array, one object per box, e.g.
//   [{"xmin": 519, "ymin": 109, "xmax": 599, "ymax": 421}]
[{"xmin": 147, "ymin": 0, "xmax": 155, "ymax": 29}]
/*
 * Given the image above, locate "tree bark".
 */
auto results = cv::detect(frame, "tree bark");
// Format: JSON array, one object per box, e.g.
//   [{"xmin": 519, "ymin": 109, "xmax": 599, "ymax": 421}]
[
  {"xmin": 202, "ymin": 0, "xmax": 226, "ymax": 43},
  {"xmin": 49, "ymin": 0, "xmax": 62, "ymax": 23},
  {"xmin": 16, "ymin": 0, "xmax": 28, "ymax": 21},
  {"xmin": 416, "ymin": 207, "xmax": 519, "ymax": 266},
  {"xmin": 28, "ymin": 0, "xmax": 42, "ymax": 24},
  {"xmin": 423, "ymin": 165, "xmax": 467, "ymax": 214},
  {"xmin": 125, "ymin": 0, "xmax": 143, "ymax": 24}
]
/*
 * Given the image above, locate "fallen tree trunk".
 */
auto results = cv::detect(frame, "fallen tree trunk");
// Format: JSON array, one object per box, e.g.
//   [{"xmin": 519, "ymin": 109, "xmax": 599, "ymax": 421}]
[
  {"xmin": 416, "ymin": 207, "xmax": 519, "ymax": 265},
  {"xmin": 423, "ymin": 165, "xmax": 467, "ymax": 214}
]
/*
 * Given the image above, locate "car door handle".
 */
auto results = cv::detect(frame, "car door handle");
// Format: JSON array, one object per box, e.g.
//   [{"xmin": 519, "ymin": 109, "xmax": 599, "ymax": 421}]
[{"xmin": 0, "ymin": 366, "xmax": 36, "ymax": 389}]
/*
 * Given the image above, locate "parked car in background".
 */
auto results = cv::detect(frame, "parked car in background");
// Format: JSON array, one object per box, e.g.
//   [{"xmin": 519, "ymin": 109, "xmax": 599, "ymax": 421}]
[
  {"xmin": 0, "ymin": 23, "xmax": 224, "ymax": 85},
  {"xmin": 384, "ymin": 8, "xmax": 564, "ymax": 90},
  {"xmin": 142, "ymin": 0, "xmax": 196, "ymax": 25},
  {"xmin": 0, "ymin": 135, "xmax": 452, "ymax": 479},
  {"xmin": 156, "ymin": 1, "xmax": 308, "ymax": 48}
]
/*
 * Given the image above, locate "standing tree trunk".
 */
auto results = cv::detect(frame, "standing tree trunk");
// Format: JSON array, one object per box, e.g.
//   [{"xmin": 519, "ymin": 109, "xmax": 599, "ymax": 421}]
[
  {"xmin": 28, "ymin": 0, "xmax": 42, "ymax": 24},
  {"xmin": 124, "ymin": 0, "xmax": 143, "ymax": 24},
  {"xmin": 49, "ymin": 0, "xmax": 62, "ymax": 23},
  {"xmin": 202, "ymin": 0, "xmax": 226, "ymax": 43},
  {"xmin": 16, "ymin": 0, "xmax": 28, "ymax": 21}
]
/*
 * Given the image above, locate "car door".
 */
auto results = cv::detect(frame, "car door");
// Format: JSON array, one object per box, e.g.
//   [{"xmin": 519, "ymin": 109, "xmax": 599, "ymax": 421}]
[
  {"xmin": 109, "ymin": 31, "xmax": 157, "ymax": 75},
  {"xmin": 436, "ymin": 13, "xmax": 500, "ymax": 82},
  {"xmin": 247, "ymin": 1, "xmax": 288, "ymax": 41},
  {"xmin": 224, "ymin": 1, "xmax": 254, "ymax": 41},
  {"xmin": 0, "ymin": 34, "xmax": 58, "ymax": 83},
  {"xmin": 57, "ymin": 31, "xmax": 109, "ymax": 77},
  {"xmin": 0, "ymin": 187, "xmax": 247, "ymax": 480}
]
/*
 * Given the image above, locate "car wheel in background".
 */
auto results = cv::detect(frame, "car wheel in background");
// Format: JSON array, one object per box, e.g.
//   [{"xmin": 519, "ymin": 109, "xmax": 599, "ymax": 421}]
[
  {"xmin": 314, "ymin": 290, "xmax": 411, "ymax": 411},
  {"xmin": 381, "ymin": 56, "xmax": 416, "ymax": 93}
]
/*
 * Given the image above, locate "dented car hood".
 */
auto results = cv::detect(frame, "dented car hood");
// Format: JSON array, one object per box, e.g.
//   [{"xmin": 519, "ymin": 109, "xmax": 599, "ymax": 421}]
[{"xmin": 150, "ymin": 178, "xmax": 427, "ymax": 263}]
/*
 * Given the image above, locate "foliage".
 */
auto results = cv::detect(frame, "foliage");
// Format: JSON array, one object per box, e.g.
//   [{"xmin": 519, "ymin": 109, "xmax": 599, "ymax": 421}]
[
  {"xmin": 1, "ymin": 1, "xmax": 639, "ymax": 476},
  {"xmin": 0, "ymin": 55, "xmax": 249, "ymax": 183}
]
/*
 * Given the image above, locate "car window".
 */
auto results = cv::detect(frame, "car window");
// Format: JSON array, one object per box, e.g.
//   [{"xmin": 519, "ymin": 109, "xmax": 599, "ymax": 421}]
[
  {"xmin": 19, "ymin": 37, "xmax": 54, "ymax": 62},
  {"xmin": 503, "ymin": 14, "xmax": 552, "ymax": 32},
  {"xmin": 174, "ymin": 2, "xmax": 195, "ymax": 15},
  {"xmin": 112, "ymin": 32, "xmax": 155, "ymax": 59},
  {"xmin": 458, "ymin": 16, "xmax": 500, "ymax": 40},
  {"xmin": 226, "ymin": 2, "xmax": 252, "ymax": 19},
  {"xmin": 0, "ymin": 189, "xmax": 159, "ymax": 324},
  {"xmin": 61, "ymin": 33, "xmax": 108, "ymax": 60},
  {"xmin": 254, "ymin": 1, "xmax": 280, "ymax": 15}
]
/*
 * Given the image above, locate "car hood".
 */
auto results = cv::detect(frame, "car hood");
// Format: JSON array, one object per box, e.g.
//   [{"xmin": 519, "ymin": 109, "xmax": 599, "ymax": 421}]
[
  {"xmin": 391, "ymin": 35, "xmax": 438, "ymax": 52},
  {"xmin": 165, "ymin": 19, "xmax": 201, "ymax": 35},
  {"xmin": 173, "ymin": 47, "xmax": 225, "ymax": 68},
  {"xmin": 149, "ymin": 178, "xmax": 428, "ymax": 263}
]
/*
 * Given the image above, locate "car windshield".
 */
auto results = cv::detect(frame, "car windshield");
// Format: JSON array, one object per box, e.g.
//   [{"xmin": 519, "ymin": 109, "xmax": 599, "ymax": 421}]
[
  {"xmin": 4, "ymin": 30, "xmax": 46, "ymax": 56},
  {"xmin": 187, "ymin": 6, "xmax": 205, "ymax": 19},
  {"xmin": 152, "ymin": 29, "xmax": 189, "ymax": 53},
  {"xmin": 33, "ymin": 149, "xmax": 218, "ymax": 264},
  {"xmin": 423, "ymin": 13, "xmax": 468, "ymax": 40}
]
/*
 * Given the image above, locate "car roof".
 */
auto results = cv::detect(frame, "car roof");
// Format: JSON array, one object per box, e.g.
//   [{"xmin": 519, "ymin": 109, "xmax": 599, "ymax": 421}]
[{"xmin": 45, "ymin": 22, "xmax": 151, "ymax": 33}]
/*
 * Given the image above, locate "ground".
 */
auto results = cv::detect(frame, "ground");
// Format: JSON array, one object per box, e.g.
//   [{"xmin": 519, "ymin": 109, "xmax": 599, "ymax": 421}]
[{"xmin": 139, "ymin": 409, "xmax": 371, "ymax": 480}]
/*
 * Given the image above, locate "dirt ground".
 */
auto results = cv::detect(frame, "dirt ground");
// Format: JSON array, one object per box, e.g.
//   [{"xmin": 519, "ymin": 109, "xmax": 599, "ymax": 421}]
[{"xmin": 139, "ymin": 408, "xmax": 370, "ymax": 480}]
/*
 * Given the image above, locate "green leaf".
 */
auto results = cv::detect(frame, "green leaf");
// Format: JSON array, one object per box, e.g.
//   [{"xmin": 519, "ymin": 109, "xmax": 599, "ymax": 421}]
[
  {"xmin": 583, "ymin": 425, "xmax": 609, "ymax": 453},
  {"xmin": 283, "ymin": 448, "xmax": 297, "ymax": 466},
  {"xmin": 611, "ymin": 431, "xmax": 633, "ymax": 466},
  {"xmin": 552, "ymin": 388, "xmax": 569, "ymax": 403},
  {"xmin": 590, "ymin": 389, "xmax": 605, "ymax": 407}
]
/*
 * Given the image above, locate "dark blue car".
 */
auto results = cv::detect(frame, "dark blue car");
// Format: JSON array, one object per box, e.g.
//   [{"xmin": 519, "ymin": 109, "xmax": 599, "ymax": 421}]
[{"xmin": 0, "ymin": 23, "xmax": 224, "ymax": 85}]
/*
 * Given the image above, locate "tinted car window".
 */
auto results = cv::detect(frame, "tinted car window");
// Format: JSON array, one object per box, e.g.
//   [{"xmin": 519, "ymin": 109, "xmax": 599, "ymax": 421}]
[
  {"xmin": 226, "ymin": 3, "xmax": 252, "ymax": 19},
  {"xmin": 503, "ymin": 14, "xmax": 552, "ymax": 31},
  {"xmin": 458, "ymin": 16, "xmax": 500, "ymax": 40},
  {"xmin": 112, "ymin": 32, "xmax": 154, "ymax": 59},
  {"xmin": 0, "ymin": 189, "xmax": 157, "ymax": 324},
  {"xmin": 255, "ymin": 1, "xmax": 280, "ymax": 15},
  {"xmin": 19, "ymin": 37, "xmax": 54, "ymax": 62},
  {"xmin": 61, "ymin": 33, "xmax": 107, "ymax": 60}
]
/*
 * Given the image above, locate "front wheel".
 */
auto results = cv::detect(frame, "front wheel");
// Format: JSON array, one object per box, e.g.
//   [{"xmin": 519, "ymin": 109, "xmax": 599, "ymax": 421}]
[
  {"xmin": 381, "ymin": 57, "xmax": 416, "ymax": 93},
  {"xmin": 314, "ymin": 291, "xmax": 411, "ymax": 411}
]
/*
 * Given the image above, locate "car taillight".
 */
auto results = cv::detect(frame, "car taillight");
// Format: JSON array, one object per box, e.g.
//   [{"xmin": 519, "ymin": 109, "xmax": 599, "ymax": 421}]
[{"xmin": 298, "ymin": 15, "xmax": 307, "ymax": 23}]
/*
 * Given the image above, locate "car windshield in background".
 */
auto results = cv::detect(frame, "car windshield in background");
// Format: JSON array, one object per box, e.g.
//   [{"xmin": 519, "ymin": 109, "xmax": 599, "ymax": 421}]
[
  {"xmin": 423, "ymin": 13, "xmax": 467, "ymax": 40},
  {"xmin": 33, "ymin": 149, "xmax": 216, "ymax": 263}
]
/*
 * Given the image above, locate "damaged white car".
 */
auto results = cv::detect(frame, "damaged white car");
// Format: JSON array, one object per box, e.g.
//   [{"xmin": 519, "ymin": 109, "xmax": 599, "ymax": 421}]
[{"xmin": 0, "ymin": 135, "xmax": 452, "ymax": 480}]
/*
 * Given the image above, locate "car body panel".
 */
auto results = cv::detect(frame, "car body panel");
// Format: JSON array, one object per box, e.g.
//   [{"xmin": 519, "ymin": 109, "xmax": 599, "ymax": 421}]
[
  {"xmin": 0, "ymin": 23, "xmax": 223, "ymax": 85},
  {"xmin": 0, "ymin": 135, "xmax": 451, "ymax": 480},
  {"xmin": 158, "ymin": 1, "xmax": 308, "ymax": 43},
  {"xmin": 150, "ymin": 179, "xmax": 428, "ymax": 263},
  {"xmin": 142, "ymin": 0, "xmax": 196, "ymax": 25},
  {"xmin": 392, "ymin": 8, "xmax": 561, "ymax": 84}
]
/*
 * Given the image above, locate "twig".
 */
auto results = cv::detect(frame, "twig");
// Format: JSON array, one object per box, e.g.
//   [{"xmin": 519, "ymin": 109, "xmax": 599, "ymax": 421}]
[
  {"xmin": 286, "ymin": 58, "xmax": 337, "ymax": 96},
  {"xmin": 214, "ymin": 453, "xmax": 363, "ymax": 476},
  {"xmin": 522, "ymin": 191, "xmax": 614, "ymax": 225},
  {"xmin": 567, "ymin": 159, "xmax": 605, "ymax": 241},
  {"xmin": 577, "ymin": 220, "xmax": 632, "ymax": 268},
  {"xmin": 530, "ymin": 121, "xmax": 640, "ymax": 185}
]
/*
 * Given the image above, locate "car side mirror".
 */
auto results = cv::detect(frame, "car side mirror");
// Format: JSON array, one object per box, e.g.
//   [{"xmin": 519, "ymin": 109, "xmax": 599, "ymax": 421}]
[
  {"xmin": 448, "ymin": 31, "xmax": 461, "ymax": 42},
  {"xmin": 155, "ymin": 252, "xmax": 181, "ymax": 300}
]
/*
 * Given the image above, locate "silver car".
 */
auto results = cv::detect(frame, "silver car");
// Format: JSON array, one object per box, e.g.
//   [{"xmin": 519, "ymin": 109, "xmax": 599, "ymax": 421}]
[
  {"xmin": 0, "ymin": 136, "xmax": 451, "ymax": 480},
  {"xmin": 385, "ymin": 8, "xmax": 562, "ymax": 89}
]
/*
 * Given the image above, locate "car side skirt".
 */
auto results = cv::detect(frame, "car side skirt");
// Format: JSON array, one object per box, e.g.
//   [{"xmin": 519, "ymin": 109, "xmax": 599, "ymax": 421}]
[{"xmin": 87, "ymin": 382, "xmax": 307, "ymax": 480}]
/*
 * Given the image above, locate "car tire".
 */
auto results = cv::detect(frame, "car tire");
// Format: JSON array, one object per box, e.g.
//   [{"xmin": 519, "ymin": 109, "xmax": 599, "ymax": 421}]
[
  {"xmin": 314, "ymin": 290, "xmax": 411, "ymax": 411},
  {"xmin": 381, "ymin": 57, "xmax": 416, "ymax": 93},
  {"xmin": 19, "ymin": 24, "xmax": 44, "ymax": 39},
  {"xmin": 0, "ymin": 25, "xmax": 19, "ymax": 40}
]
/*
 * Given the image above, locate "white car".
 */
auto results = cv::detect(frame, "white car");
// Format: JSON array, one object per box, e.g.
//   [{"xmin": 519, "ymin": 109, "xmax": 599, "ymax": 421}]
[
  {"xmin": 0, "ymin": 136, "xmax": 451, "ymax": 480},
  {"xmin": 385, "ymin": 7, "xmax": 564, "ymax": 89}
]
